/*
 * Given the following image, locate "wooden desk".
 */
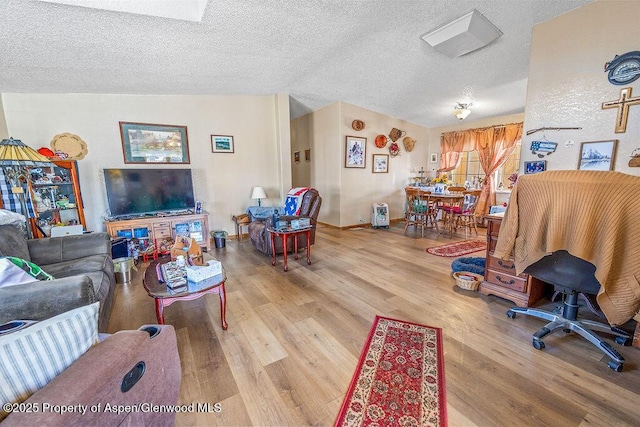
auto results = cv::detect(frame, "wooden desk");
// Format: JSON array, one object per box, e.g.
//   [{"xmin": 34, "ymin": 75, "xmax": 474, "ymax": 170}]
[{"xmin": 479, "ymin": 214, "xmax": 547, "ymax": 307}]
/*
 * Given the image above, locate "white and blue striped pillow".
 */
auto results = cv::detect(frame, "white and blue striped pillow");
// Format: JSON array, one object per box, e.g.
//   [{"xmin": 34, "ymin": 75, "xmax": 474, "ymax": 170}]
[{"xmin": 0, "ymin": 302, "xmax": 99, "ymax": 420}]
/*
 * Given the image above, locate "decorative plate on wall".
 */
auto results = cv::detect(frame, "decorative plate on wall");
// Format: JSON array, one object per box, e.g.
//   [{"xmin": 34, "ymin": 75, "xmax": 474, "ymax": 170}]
[
  {"xmin": 50, "ymin": 133, "xmax": 88, "ymax": 160},
  {"xmin": 375, "ymin": 134, "xmax": 388, "ymax": 148},
  {"xmin": 351, "ymin": 120, "xmax": 365, "ymax": 131}
]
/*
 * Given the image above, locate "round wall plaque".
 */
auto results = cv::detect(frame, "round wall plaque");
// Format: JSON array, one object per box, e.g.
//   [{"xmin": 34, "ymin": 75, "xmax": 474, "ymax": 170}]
[{"xmin": 50, "ymin": 133, "xmax": 88, "ymax": 160}]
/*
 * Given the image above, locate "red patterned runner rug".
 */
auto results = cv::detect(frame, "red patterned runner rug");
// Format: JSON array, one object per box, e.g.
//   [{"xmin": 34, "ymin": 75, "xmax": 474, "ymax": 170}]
[
  {"xmin": 335, "ymin": 316, "xmax": 447, "ymax": 427},
  {"xmin": 426, "ymin": 239, "xmax": 486, "ymax": 257}
]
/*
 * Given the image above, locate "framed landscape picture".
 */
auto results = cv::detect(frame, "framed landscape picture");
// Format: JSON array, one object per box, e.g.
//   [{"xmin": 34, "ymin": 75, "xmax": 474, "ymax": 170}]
[
  {"xmin": 211, "ymin": 135, "xmax": 234, "ymax": 153},
  {"xmin": 372, "ymin": 154, "xmax": 389, "ymax": 173},
  {"xmin": 578, "ymin": 140, "xmax": 617, "ymax": 171},
  {"xmin": 345, "ymin": 136, "xmax": 366, "ymax": 168},
  {"xmin": 120, "ymin": 122, "xmax": 190, "ymax": 164},
  {"xmin": 524, "ymin": 160, "xmax": 546, "ymax": 174}
]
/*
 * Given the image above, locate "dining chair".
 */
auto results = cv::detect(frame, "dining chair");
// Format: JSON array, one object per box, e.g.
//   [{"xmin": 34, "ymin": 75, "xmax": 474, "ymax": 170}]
[
  {"xmin": 453, "ymin": 190, "xmax": 482, "ymax": 239},
  {"xmin": 404, "ymin": 188, "xmax": 432, "ymax": 237},
  {"xmin": 437, "ymin": 186, "xmax": 466, "ymax": 237}
]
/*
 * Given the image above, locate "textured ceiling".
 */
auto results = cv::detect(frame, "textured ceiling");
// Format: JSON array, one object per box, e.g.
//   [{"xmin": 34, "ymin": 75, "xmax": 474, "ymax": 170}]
[{"xmin": 0, "ymin": 0, "xmax": 593, "ymax": 128}]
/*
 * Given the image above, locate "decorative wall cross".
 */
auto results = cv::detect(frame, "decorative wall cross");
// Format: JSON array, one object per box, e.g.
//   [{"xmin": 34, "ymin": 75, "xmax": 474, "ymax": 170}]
[{"xmin": 602, "ymin": 87, "xmax": 640, "ymax": 133}]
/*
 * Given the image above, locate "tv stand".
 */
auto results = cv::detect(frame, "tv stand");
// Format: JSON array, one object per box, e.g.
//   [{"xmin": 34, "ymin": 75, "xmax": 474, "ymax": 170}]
[{"xmin": 104, "ymin": 212, "xmax": 210, "ymax": 252}]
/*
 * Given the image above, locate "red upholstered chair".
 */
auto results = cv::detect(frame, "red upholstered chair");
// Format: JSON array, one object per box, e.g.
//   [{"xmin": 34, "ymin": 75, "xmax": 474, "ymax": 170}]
[{"xmin": 453, "ymin": 190, "xmax": 482, "ymax": 239}]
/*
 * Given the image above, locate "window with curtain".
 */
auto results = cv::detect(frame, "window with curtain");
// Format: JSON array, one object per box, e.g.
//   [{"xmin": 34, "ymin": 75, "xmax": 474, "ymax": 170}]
[{"xmin": 449, "ymin": 142, "xmax": 521, "ymax": 188}]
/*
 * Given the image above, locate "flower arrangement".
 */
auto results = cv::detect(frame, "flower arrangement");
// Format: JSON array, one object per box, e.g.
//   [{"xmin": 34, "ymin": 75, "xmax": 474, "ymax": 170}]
[{"xmin": 432, "ymin": 174, "xmax": 449, "ymax": 184}]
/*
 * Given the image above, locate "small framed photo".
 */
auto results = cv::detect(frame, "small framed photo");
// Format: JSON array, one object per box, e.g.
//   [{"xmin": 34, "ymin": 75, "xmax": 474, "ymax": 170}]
[
  {"xmin": 294, "ymin": 151, "xmax": 300, "ymax": 163},
  {"xmin": 305, "ymin": 149, "xmax": 311, "ymax": 162},
  {"xmin": 345, "ymin": 136, "xmax": 366, "ymax": 168},
  {"xmin": 211, "ymin": 135, "xmax": 234, "ymax": 153},
  {"xmin": 372, "ymin": 154, "xmax": 389, "ymax": 173},
  {"xmin": 524, "ymin": 160, "xmax": 547, "ymax": 174},
  {"xmin": 578, "ymin": 140, "xmax": 617, "ymax": 170},
  {"xmin": 119, "ymin": 122, "xmax": 189, "ymax": 164},
  {"xmin": 430, "ymin": 153, "xmax": 438, "ymax": 163}
]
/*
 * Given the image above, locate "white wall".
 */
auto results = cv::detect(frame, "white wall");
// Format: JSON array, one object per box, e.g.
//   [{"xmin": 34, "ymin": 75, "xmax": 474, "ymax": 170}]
[
  {"xmin": 1, "ymin": 93, "xmax": 289, "ymax": 235},
  {"xmin": 291, "ymin": 102, "xmax": 342, "ymax": 226},
  {"xmin": 525, "ymin": 0, "xmax": 640, "ymax": 175},
  {"xmin": 0, "ymin": 97, "xmax": 7, "ymax": 140}
]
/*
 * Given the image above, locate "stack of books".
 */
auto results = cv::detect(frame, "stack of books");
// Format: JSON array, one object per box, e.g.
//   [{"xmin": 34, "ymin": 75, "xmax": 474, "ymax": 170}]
[{"xmin": 160, "ymin": 261, "xmax": 187, "ymax": 293}]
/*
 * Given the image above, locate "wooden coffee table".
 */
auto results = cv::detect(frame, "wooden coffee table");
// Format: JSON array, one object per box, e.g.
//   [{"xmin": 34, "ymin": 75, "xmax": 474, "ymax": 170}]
[
  {"xmin": 267, "ymin": 226, "xmax": 312, "ymax": 272},
  {"xmin": 143, "ymin": 254, "xmax": 228, "ymax": 330}
]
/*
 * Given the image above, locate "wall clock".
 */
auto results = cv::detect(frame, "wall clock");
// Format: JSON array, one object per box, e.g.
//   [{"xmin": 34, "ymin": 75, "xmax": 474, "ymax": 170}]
[{"xmin": 605, "ymin": 51, "xmax": 640, "ymax": 85}]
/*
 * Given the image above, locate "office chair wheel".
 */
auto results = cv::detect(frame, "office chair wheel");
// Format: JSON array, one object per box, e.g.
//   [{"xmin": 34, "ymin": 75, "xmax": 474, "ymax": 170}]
[
  {"xmin": 614, "ymin": 336, "xmax": 632, "ymax": 346},
  {"xmin": 608, "ymin": 360, "xmax": 623, "ymax": 372},
  {"xmin": 506, "ymin": 310, "xmax": 516, "ymax": 319},
  {"xmin": 532, "ymin": 339, "xmax": 545, "ymax": 350}
]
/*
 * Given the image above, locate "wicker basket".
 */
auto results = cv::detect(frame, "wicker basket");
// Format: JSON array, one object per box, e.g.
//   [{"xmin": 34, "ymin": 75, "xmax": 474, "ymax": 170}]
[{"xmin": 453, "ymin": 271, "xmax": 482, "ymax": 291}]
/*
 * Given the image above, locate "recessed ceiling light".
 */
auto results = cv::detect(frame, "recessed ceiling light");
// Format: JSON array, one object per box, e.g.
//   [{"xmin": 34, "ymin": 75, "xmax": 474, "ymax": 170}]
[{"xmin": 421, "ymin": 9, "xmax": 502, "ymax": 58}]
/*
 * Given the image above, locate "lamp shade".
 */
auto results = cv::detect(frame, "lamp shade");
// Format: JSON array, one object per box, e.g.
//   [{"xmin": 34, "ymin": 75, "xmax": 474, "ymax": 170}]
[
  {"xmin": 0, "ymin": 137, "xmax": 55, "ymax": 167},
  {"xmin": 251, "ymin": 186, "xmax": 267, "ymax": 200}
]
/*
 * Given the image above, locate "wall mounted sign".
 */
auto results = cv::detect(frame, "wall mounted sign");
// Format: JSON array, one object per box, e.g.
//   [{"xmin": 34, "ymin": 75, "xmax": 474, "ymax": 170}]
[
  {"xmin": 602, "ymin": 87, "xmax": 640, "ymax": 133},
  {"xmin": 530, "ymin": 140, "xmax": 557, "ymax": 158},
  {"xmin": 604, "ymin": 51, "xmax": 640, "ymax": 85}
]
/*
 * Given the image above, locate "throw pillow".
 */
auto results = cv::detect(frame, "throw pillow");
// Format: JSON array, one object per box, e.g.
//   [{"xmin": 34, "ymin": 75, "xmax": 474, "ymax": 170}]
[
  {"xmin": 0, "ymin": 257, "xmax": 54, "ymax": 288},
  {"xmin": 0, "ymin": 302, "xmax": 99, "ymax": 421}
]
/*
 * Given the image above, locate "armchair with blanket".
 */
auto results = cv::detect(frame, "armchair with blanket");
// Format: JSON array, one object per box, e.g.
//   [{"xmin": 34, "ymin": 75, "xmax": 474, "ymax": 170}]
[{"xmin": 248, "ymin": 188, "xmax": 322, "ymax": 255}]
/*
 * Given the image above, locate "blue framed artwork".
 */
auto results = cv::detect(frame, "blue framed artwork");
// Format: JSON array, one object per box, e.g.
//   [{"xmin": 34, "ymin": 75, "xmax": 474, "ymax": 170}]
[
  {"xmin": 119, "ymin": 122, "xmax": 190, "ymax": 164},
  {"xmin": 211, "ymin": 135, "xmax": 235, "ymax": 153}
]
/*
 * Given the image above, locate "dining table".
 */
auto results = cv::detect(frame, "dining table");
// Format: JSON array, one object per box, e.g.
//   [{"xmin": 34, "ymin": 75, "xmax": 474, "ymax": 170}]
[{"xmin": 430, "ymin": 193, "xmax": 466, "ymax": 236}]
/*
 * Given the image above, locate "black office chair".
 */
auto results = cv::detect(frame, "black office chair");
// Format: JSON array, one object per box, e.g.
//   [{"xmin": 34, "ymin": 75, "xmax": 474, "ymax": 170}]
[{"xmin": 506, "ymin": 250, "xmax": 631, "ymax": 371}]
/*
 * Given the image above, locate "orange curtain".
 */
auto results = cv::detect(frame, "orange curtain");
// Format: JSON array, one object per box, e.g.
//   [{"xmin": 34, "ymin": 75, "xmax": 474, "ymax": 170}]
[
  {"xmin": 439, "ymin": 122, "xmax": 523, "ymax": 216},
  {"xmin": 475, "ymin": 123, "xmax": 522, "ymax": 217},
  {"xmin": 438, "ymin": 130, "xmax": 476, "ymax": 172}
]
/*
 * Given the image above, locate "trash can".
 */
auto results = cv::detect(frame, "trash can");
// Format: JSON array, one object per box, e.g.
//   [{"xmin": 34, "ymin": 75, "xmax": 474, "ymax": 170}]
[
  {"xmin": 113, "ymin": 257, "xmax": 134, "ymax": 284},
  {"xmin": 212, "ymin": 231, "xmax": 227, "ymax": 249}
]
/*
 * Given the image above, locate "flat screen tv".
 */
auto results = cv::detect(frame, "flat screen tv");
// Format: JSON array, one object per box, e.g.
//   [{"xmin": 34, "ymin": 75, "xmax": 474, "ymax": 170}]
[{"xmin": 104, "ymin": 168, "xmax": 195, "ymax": 217}]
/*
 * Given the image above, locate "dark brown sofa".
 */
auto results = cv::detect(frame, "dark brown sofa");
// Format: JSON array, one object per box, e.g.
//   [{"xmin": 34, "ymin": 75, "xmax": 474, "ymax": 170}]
[{"xmin": 248, "ymin": 188, "xmax": 322, "ymax": 255}]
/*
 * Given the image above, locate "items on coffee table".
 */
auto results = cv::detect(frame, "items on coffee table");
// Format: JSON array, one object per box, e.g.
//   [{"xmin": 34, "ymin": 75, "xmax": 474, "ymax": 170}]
[{"xmin": 170, "ymin": 236, "xmax": 203, "ymax": 265}]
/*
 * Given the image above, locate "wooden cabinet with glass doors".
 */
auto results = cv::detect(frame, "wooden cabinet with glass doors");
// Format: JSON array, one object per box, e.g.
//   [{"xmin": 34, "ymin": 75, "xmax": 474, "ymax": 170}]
[{"xmin": 27, "ymin": 159, "xmax": 86, "ymax": 238}]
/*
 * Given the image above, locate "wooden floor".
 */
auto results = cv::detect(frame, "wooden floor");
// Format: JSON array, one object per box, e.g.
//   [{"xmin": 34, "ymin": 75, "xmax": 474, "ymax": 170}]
[{"xmin": 108, "ymin": 223, "xmax": 640, "ymax": 426}]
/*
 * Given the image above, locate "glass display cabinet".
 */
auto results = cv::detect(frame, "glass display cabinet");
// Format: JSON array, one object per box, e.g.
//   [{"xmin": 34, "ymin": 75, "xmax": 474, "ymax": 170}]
[{"xmin": 27, "ymin": 159, "xmax": 86, "ymax": 238}]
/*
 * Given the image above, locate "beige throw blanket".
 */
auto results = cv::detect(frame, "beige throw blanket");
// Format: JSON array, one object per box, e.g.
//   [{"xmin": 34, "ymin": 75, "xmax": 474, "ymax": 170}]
[{"xmin": 494, "ymin": 170, "xmax": 640, "ymax": 325}]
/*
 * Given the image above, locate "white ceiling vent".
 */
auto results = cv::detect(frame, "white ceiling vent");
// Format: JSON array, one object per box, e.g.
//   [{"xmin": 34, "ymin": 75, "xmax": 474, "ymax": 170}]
[{"xmin": 421, "ymin": 9, "xmax": 502, "ymax": 58}]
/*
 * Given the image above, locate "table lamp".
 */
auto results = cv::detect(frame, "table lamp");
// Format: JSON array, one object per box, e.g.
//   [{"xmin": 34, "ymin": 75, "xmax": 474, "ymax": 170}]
[
  {"xmin": 251, "ymin": 186, "xmax": 267, "ymax": 206},
  {"xmin": 0, "ymin": 137, "xmax": 55, "ymax": 238}
]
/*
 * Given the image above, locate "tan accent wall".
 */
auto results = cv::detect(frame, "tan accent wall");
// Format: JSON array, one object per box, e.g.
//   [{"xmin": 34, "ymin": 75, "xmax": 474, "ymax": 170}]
[
  {"xmin": 525, "ymin": 0, "xmax": 640, "ymax": 174},
  {"xmin": 291, "ymin": 101, "xmax": 434, "ymax": 227}
]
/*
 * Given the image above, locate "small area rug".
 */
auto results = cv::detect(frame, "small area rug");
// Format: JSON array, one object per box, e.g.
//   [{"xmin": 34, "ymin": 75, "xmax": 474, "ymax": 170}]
[
  {"xmin": 426, "ymin": 239, "xmax": 486, "ymax": 257},
  {"xmin": 335, "ymin": 316, "xmax": 446, "ymax": 427}
]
